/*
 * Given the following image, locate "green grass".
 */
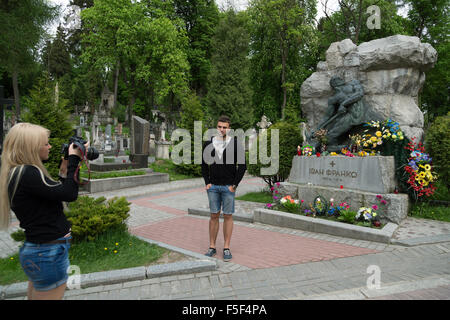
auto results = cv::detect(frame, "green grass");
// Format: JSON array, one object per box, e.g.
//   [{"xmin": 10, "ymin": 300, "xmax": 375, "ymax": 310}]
[
  {"xmin": 409, "ymin": 180, "xmax": 450, "ymax": 222},
  {"xmin": 235, "ymin": 191, "xmax": 272, "ymax": 204},
  {"xmin": 149, "ymin": 159, "xmax": 198, "ymax": 181},
  {"xmin": 0, "ymin": 229, "xmax": 167, "ymax": 286},
  {"xmin": 409, "ymin": 203, "xmax": 450, "ymax": 222}
]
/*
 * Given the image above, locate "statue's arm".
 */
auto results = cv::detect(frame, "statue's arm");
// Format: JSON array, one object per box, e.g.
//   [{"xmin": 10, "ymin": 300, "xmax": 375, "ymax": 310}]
[{"xmin": 340, "ymin": 82, "xmax": 364, "ymax": 109}]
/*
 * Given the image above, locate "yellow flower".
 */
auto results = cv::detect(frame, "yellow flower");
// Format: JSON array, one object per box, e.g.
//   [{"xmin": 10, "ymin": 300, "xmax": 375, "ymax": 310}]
[
  {"xmin": 392, "ymin": 134, "xmax": 397, "ymax": 139},
  {"xmin": 376, "ymin": 131, "xmax": 382, "ymax": 137},
  {"xmin": 424, "ymin": 164, "xmax": 431, "ymax": 171},
  {"xmin": 115, "ymin": 243, "xmax": 119, "ymax": 246},
  {"xmin": 370, "ymin": 136, "xmax": 377, "ymax": 142},
  {"xmin": 104, "ymin": 248, "xmax": 108, "ymax": 250},
  {"xmin": 10, "ymin": 257, "xmax": 14, "ymax": 260},
  {"xmin": 114, "ymin": 250, "xmax": 118, "ymax": 254},
  {"xmin": 330, "ymin": 152, "xmax": 337, "ymax": 156}
]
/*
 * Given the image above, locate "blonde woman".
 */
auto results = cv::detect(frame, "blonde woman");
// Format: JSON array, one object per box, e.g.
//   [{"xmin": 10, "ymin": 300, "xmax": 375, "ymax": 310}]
[{"xmin": 0, "ymin": 123, "xmax": 83, "ymax": 300}]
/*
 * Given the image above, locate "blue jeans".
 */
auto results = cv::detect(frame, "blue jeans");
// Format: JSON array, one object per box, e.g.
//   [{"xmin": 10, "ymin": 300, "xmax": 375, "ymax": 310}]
[
  {"xmin": 19, "ymin": 236, "xmax": 71, "ymax": 291},
  {"xmin": 207, "ymin": 184, "xmax": 235, "ymax": 214}
]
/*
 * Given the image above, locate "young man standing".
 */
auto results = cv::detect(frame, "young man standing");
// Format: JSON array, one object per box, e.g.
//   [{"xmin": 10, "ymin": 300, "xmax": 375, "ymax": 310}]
[{"xmin": 201, "ymin": 115, "xmax": 246, "ymax": 262}]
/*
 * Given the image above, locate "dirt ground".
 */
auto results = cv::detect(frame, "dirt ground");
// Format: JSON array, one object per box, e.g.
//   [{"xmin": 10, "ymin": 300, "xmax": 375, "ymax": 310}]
[{"xmin": 148, "ymin": 249, "xmax": 194, "ymax": 266}]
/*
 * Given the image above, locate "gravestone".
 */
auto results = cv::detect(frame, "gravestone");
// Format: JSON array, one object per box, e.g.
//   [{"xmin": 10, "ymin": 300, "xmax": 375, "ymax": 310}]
[
  {"xmin": 130, "ymin": 115, "xmax": 150, "ymax": 167},
  {"xmin": 156, "ymin": 141, "xmax": 171, "ymax": 159},
  {"xmin": 289, "ymin": 156, "xmax": 396, "ymax": 194},
  {"xmin": 283, "ymin": 155, "xmax": 410, "ymax": 224},
  {"xmin": 149, "ymin": 133, "xmax": 156, "ymax": 157},
  {"xmin": 80, "ymin": 114, "xmax": 85, "ymax": 127}
]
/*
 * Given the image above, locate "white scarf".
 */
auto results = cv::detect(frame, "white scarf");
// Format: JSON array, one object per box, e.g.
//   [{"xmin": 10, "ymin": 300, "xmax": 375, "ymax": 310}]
[{"xmin": 212, "ymin": 136, "xmax": 231, "ymax": 159}]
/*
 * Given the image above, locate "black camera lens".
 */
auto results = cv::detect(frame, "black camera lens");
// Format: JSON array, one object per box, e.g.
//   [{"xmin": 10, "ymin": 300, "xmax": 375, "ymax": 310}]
[{"xmin": 86, "ymin": 147, "xmax": 99, "ymax": 161}]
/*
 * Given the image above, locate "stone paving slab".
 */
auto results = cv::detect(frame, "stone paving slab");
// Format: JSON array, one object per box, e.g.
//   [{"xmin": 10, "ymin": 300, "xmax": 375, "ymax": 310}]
[{"xmin": 130, "ymin": 215, "xmax": 378, "ymax": 269}]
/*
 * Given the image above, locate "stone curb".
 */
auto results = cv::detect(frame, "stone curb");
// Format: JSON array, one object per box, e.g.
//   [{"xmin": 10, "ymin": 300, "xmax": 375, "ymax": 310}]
[
  {"xmin": 187, "ymin": 208, "xmax": 254, "ymax": 223},
  {"xmin": 0, "ymin": 259, "xmax": 217, "ymax": 300},
  {"xmin": 254, "ymin": 208, "xmax": 398, "ymax": 243},
  {"xmin": 88, "ymin": 177, "xmax": 206, "ymax": 200},
  {"xmin": 83, "ymin": 172, "xmax": 169, "ymax": 193},
  {"xmin": 390, "ymin": 234, "xmax": 450, "ymax": 247}
]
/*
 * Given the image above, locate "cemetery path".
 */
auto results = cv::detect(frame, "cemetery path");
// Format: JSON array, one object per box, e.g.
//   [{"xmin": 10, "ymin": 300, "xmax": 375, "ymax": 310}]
[
  {"xmin": 2, "ymin": 176, "xmax": 449, "ymax": 301},
  {"xmin": 127, "ymin": 176, "xmax": 381, "ymax": 269}
]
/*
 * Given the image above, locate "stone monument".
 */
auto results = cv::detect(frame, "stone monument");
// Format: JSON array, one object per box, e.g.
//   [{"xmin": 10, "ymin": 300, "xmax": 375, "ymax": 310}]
[
  {"xmin": 281, "ymin": 35, "xmax": 438, "ymax": 225},
  {"xmin": 130, "ymin": 115, "xmax": 150, "ymax": 167},
  {"xmin": 301, "ymin": 35, "xmax": 437, "ymax": 143}
]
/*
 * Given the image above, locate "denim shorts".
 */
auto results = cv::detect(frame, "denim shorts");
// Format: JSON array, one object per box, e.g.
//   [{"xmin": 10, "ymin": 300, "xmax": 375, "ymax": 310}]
[
  {"xmin": 19, "ymin": 236, "xmax": 71, "ymax": 291},
  {"xmin": 207, "ymin": 184, "xmax": 235, "ymax": 214}
]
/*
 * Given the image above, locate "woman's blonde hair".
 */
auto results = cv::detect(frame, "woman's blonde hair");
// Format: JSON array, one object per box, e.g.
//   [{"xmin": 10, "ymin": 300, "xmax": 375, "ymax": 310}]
[{"xmin": 0, "ymin": 123, "xmax": 52, "ymax": 230}]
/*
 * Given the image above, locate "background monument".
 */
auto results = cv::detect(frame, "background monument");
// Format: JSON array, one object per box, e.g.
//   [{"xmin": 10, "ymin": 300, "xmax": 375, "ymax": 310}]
[{"xmin": 300, "ymin": 35, "xmax": 437, "ymax": 144}]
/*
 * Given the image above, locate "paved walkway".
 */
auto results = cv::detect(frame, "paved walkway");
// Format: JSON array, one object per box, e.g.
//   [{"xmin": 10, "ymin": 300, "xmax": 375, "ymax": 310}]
[{"xmin": 1, "ymin": 175, "xmax": 450, "ymax": 301}]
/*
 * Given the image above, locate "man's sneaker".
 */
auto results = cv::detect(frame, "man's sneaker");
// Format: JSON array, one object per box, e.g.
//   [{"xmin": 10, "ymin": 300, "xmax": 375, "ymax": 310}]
[
  {"xmin": 223, "ymin": 248, "xmax": 232, "ymax": 262},
  {"xmin": 205, "ymin": 248, "xmax": 216, "ymax": 257}
]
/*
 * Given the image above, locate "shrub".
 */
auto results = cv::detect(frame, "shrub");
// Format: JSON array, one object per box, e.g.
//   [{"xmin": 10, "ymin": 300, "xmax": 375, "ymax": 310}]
[
  {"xmin": 10, "ymin": 229, "xmax": 25, "ymax": 242},
  {"xmin": 247, "ymin": 121, "xmax": 302, "ymax": 188},
  {"xmin": 337, "ymin": 209, "xmax": 357, "ymax": 224},
  {"xmin": 65, "ymin": 196, "xmax": 130, "ymax": 243},
  {"xmin": 173, "ymin": 92, "xmax": 205, "ymax": 177},
  {"xmin": 425, "ymin": 112, "xmax": 450, "ymax": 191}
]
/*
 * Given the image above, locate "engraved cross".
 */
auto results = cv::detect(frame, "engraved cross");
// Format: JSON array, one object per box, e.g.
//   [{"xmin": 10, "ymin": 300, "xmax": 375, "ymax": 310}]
[{"xmin": 330, "ymin": 161, "xmax": 336, "ymax": 167}]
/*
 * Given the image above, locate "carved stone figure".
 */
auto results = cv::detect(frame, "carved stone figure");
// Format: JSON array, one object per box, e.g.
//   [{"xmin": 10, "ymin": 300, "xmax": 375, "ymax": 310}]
[{"xmin": 308, "ymin": 76, "xmax": 368, "ymax": 150}]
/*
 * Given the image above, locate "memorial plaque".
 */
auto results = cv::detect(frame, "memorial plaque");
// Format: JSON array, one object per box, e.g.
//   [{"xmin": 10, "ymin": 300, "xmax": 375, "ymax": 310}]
[{"xmin": 288, "ymin": 155, "xmax": 396, "ymax": 194}]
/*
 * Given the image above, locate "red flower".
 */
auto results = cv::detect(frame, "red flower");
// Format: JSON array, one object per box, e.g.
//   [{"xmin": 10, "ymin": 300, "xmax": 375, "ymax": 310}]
[
  {"xmin": 340, "ymin": 185, "xmax": 343, "ymax": 189},
  {"xmin": 316, "ymin": 152, "xmax": 321, "ymax": 157}
]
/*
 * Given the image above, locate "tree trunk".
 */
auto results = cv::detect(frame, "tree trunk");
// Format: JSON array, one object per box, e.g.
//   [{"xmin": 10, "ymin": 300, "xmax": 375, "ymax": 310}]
[
  {"xmin": 54, "ymin": 80, "xmax": 59, "ymax": 106},
  {"xmin": 113, "ymin": 60, "xmax": 120, "ymax": 110},
  {"xmin": 354, "ymin": 0, "xmax": 364, "ymax": 44},
  {"xmin": 12, "ymin": 68, "xmax": 20, "ymax": 122},
  {"xmin": 280, "ymin": 44, "xmax": 287, "ymax": 120}
]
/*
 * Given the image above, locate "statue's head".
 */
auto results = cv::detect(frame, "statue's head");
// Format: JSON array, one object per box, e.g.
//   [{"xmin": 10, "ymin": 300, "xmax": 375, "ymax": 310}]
[{"xmin": 330, "ymin": 76, "xmax": 345, "ymax": 88}]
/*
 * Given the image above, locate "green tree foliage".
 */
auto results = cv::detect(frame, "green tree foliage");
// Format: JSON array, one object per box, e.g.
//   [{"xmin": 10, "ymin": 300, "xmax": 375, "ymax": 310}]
[
  {"xmin": 0, "ymin": 0, "xmax": 58, "ymax": 119},
  {"xmin": 41, "ymin": 25, "xmax": 71, "ymax": 80},
  {"xmin": 173, "ymin": 0, "xmax": 220, "ymax": 96},
  {"xmin": 248, "ymin": 121, "xmax": 302, "ymax": 188},
  {"xmin": 248, "ymin": 0, "xmax": 317, "ymax": 122},
  {"xmin": 402, "ymin": 0, "xmax": 449, "ymax": 121},
  {"xmin": 81, "ymin": 0, "xmax": 190, "ymax": 122},
  {"xmin": 205, "ymin": 9, "xmax": 253, "ymax": 130},
  {"xmin": 425, "ymin": 112, "xmax": 450, "ymax": 191},
  {"xmin": 21, "ymin": 73, "xmax": 74, "ymax": 178}
]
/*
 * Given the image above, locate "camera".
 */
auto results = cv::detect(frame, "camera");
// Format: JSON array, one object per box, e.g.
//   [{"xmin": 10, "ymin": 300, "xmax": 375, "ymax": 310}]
[{"xmin": 61, "ymin": 136, "xmax": 99, "ymax": 161}]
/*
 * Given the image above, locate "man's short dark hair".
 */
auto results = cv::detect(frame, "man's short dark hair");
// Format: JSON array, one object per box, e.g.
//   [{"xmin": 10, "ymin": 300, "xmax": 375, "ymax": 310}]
[{"xmin": 217, "ymin": 115, "xmax": 231, "ymax": 125}]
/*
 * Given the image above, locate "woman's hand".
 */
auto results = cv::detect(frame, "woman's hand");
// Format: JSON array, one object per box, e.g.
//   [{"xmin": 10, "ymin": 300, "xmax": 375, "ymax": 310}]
[
  {"xmin": 59, "ymin": 157, "xmax": 68, "ymax": 178},
  {"xmin": 68, "ymin": 143, "xmax": 83, "ymax": 158}
]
